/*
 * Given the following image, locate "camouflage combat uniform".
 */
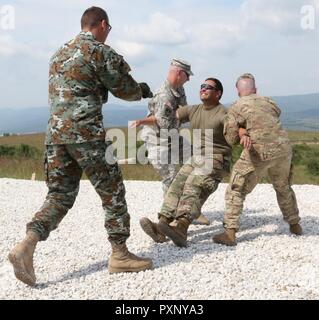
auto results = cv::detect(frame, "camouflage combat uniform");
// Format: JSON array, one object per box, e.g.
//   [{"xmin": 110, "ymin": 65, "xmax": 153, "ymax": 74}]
[
  {"xmin": 27, "ymin": 31, "xmax": 143, "ymax": 245},
  {"xmin": 223, "ymin": 94, "xmax": 300, "ymax": 230},
  {"xmin": 141, "ymin": 80, "xmax": 191, "ymax": 194},
  {"xmin": 160, "ymin": 104, "xmax": 232, "ymax": 222}
]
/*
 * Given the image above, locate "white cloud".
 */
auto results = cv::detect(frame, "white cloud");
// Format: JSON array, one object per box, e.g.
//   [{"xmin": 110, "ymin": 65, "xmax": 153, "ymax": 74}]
[
  {"xmin": 115, "ymin": 41, "xmax": 147, "ymax": 58},
  {"xmin": 1, "ymin": 1, "xmax": 318, "ymax": 108},
  {"xmin": 190, "ymin": 22, "xmax": 245, "ymax": 54},
  {"xmin": 113, "ymin": 40, "xmax": 153, "ymax": 66},
  {"xmin": 0, "ymin": 35, "xmax": 16, "ymax": 55},
  {"xmin": 0, "ymin": 35, "xmax": 50, "ymax": 59},
  {"xmin": 241, "ymin": 0, "xmax": 313, "ymax": 35},
  {"xmin": 123, "ymin": 12, "xmax": 189, "ymax": 45}
]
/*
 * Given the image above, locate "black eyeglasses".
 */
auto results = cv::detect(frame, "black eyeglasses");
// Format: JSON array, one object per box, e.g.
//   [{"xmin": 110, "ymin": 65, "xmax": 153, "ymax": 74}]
[
  {"xmin": 200, "ymin": 84, "xmax": 217, "ymax": 91},
  {"xmin": 106, "ymin": 22, "xmax": 112, "ymax": 32},
  {"xmin": 102, "ymin": 20, "xmax": 112, "ymax": 32}
]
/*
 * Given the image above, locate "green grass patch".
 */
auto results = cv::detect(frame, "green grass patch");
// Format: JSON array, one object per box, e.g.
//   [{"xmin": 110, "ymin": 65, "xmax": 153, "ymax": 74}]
[
  {"xmin": 0, "ymin": 144, "xmax": 41, "ymax": 158},
  {"xmin": 288, "ymin": 130, "xmax": 319, "ymax": 142},
  {"xmin": 1, "ymin": 130, "xmax": 319, "ymax": 184}
]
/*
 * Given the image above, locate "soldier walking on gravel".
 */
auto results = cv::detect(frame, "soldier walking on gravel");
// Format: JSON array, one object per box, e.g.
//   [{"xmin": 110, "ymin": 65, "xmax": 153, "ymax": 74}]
[
  {"xmin": 213, "ymin": 73, "xmax": 303, "ymax": 246},
  {"xmin": 8, "ymin": 6, "xmax": 153, "ymax": 286}
]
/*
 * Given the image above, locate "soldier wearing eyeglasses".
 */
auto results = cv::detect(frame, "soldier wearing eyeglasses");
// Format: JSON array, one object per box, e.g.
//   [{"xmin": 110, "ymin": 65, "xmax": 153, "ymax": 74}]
[{"xmin": 8, "ymin": 6, "xmax": 154, "ymax": 287}]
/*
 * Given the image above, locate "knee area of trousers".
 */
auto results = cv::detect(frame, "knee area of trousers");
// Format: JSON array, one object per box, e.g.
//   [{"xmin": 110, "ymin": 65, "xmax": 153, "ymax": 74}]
[{"xmin": 273, "ymin": 183, "xmax": 290, "ymax": 193}]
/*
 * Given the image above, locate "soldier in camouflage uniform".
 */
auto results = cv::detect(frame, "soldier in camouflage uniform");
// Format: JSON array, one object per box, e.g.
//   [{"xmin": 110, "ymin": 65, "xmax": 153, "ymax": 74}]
[
  {"xmin": 132, "ymin": 58, "xmax": 193, "ymax": 194},
  {"xmin": 131, "ymin": 60, "xmax": 210, "ymax": 238},
  {"xmin": 8, "ymin": 7, "xmax": 153, "ymax": 286},
  {"xmin": 213, "ymin": 73, "xmax": 302, "ymax": 246},
  {"xmin": 139, "ymin": 78, "xmax": 232, "ymax": 247}
]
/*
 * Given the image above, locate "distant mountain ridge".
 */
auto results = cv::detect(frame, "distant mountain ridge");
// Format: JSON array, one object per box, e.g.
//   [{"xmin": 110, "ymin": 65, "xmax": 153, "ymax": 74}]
[
  {"xmin": 0, "ymin": 104, "xmax": 149, "ymax": 135},
  {"xmin": 0, "ymin": 93, "xmax": 318, "ymax": 135},
  {"xmin": 272, "ymin": 93, "xmax": 319, "ymax": 131}
]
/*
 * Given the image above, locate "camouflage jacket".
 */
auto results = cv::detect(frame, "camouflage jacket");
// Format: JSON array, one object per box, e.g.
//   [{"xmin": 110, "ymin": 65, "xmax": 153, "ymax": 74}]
[
  {"xmin": 141, "ymin": 80, "xmax": 187, "ymax": 142},
  {"xmin": 45, "ymin": 31, "xmax": 142, "ymax": 145},
  {"xmin": 224, "ymin": 94, "xmax": 291, "ymax": 161}
]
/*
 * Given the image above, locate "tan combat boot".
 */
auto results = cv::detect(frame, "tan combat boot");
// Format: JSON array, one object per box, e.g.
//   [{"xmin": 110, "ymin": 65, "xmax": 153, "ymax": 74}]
[
  {"xmin": 289, "ymin": 223, "xmax": 303, "ymax": 236},
  {"xmin": 158, "ymin": 217, "xmax": 191, "ymax": 247},
  {"xmin": 8, "ymin": 231, "xmax": 40, "ymax": 286},
  {"xmin": 213, "ymin": 228, "xmax": 237, "ymax": 246},
  {"xmin": 108, "ymin": 243, "xmax": 153, "ymax": 274},
  {"xmin": 194, "ymin": 213, "xmax": 210, "ymax": 226},
  {"xmin": 139, "ymin": 217, "xmax": 168, "ymax": 243}
]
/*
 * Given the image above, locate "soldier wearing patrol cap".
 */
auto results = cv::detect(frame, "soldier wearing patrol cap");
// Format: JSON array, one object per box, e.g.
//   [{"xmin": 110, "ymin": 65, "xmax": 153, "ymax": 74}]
[
  {"xmin": 8, "ymin": 6, "xmax": 153, "ymax": 286},
  {"xmin": 170, "ymin": 58, "xmax": 194, "ymax": 77},
  {"xmin": 131, "ymin": 58, "xmax": 192, "ymax": 195},
  {"xmin": 131, "ymin": 59, "xmax": 211, "ymax": 244},
  {"xmin": 212, "ymin": 73, "xmax": 302, "ymax": 246}
]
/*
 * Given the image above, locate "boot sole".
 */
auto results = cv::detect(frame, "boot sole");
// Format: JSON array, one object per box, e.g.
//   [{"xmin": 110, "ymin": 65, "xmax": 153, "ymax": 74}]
[
  {"xmin": 108, "ymin": 263, "xmax": 153, "ymax": 274},
  {"xmin": 290, "ymin": 231, "xmax": 303, "ymax": 236},
  {"xmin": 212, "ymin": 236, "xmax": 236, "ymax": 247},
  {"xmin": 193, "ymin": 219, "xmax": 210, "ymax": 226},
  {"xmin": 8, "ymin": 253, "xmax": 36, "ymax": 286},
  {"xmin": 140, "ymin": 218, "xmax": 167, "ymax": 243},
  {"xmin": 158, "ymin": 222, "xmax": 187, "ymax": 247}
]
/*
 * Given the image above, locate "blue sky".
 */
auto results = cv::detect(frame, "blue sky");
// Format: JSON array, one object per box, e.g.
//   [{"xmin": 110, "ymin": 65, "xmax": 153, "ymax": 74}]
[{"xmin": 0, "ymin": 0, "xmax": 318, "ymax": 109}]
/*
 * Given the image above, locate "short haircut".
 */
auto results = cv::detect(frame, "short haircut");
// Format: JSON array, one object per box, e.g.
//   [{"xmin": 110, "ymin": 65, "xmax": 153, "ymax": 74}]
[
  {"xmin": 81, "ymin": 7, "xmax": 108, "ymax": 29},
  {"xmin": 205, "ymin": 78, "xmax": 223, "ymax": 98},
  {"xmin": 236, "ymin": 73, "xmax": 255, "ymax": 87},
  {"xmin": 236, "ymin": 78, "xmax": 256, "ymax": 92}
]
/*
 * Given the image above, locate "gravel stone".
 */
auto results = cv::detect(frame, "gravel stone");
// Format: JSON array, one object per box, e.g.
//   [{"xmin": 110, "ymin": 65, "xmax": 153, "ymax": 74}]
[{"xmin": 0, "ymin": 179, "xmax": 318, "ymax": 300}]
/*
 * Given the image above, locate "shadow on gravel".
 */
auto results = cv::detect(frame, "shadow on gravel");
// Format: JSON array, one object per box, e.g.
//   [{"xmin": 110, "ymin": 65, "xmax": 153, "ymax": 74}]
[
  {"xmin": 139, "ymin": 209, "xmax": 319, "ymax": 269},
  {"xmin": 36, "ymin": 210, "xmax": 318, "ymax": 287},
  {"xmin": 36, "ymin": 260, "xmax": 107, "ymax": 289},
  {"xmin": 237, "ymin": 214, "xmax": 319, "ymax": 243},
  {"xmin": 134, "ymin": 210, "xmax": 236, "ymax": 268},
  {"xmin": 36, "ymin": 211, "xmax": 229, "ymax": 286}
]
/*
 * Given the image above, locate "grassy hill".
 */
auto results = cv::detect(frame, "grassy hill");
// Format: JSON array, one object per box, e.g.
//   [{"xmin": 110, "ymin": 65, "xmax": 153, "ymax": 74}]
[{"xmin": 1, "ymin": 130, "xmax": 319, "ymax": 185}]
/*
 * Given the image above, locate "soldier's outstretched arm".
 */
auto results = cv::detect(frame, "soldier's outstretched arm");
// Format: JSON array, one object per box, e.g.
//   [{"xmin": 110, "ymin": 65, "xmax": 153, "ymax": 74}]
[
  {"xmin": 153, "ymin": 100, "xmax": 174, "ymax": 129},
  {"xmin": 129, "ymin": 116, "xmax": 157, "ymax": 128},
  {"xmin": 176, "ymin": 105, "xmax": 191, "ymax": 124},
  {"xmin": 97, "ymin": 46, "xmax": 152, "ymax": 101}
]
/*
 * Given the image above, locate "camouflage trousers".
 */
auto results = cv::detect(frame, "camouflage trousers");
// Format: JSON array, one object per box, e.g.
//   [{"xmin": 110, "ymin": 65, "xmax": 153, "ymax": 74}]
[
  {"xmin": 160, "ymin": 154, "xmax": 228, "ymax": 221},
  {"xmin": 26, "ymin": 141, "xmax": 130, "ymax": 245},
  {"xmin": 224, "ymin": 150, "xmax": 300, "ymax": 230},
  {"xmin": 146, "ymin": 136, "xmax": 191, "ymax": 194}
]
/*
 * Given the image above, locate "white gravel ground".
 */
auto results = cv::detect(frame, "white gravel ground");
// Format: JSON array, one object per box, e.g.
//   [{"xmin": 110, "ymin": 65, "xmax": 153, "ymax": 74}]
[{"xmin": 0, "ymin": 178, "xmax": 318, "ymax": 300}]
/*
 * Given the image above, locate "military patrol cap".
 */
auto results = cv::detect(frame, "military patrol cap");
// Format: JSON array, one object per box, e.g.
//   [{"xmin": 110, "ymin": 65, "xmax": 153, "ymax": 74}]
[{"xmin": 171, "ymin": 58, "xmax": 193, "ymax": 76}]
